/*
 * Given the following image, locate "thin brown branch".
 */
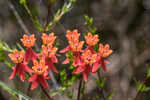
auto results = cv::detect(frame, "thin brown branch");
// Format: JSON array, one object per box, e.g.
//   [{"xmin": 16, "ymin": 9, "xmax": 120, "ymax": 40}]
[
  {"xmin": 77, "ymin": 77, "xmax": 82, "ymax": 100},
  {"xmin": 40, "ymin": 84, "xmax": 53, "ymax": 100},
  {"xmin": 43, "ymin": 1, "xmax": 52, "ymax": 33},
  {"xmin": 26, "ymin": 83, "xmax": 32, "ymax": 97}
]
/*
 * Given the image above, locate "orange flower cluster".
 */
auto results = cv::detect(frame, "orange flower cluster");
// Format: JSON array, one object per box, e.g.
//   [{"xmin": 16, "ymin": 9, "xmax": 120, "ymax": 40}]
[
  {"xmin": 8, "ymin": 33, "xmax": 58, "ymax": 90},
  {"xmin": 8, "ymin": 29, "xmax": 113, "ymax": 87},
  {"xmin": 60, "ymin": 30, "xmax": 113, "ymax": 82}
]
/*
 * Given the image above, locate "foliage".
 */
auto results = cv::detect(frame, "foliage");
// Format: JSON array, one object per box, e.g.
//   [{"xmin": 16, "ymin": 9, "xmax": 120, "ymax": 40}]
[{"xmin": 0, "ymin": 81, "xmax": 32, "ymax": 100}]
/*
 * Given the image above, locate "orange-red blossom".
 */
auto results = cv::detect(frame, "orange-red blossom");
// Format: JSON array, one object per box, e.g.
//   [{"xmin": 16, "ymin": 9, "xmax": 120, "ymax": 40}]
[
  {"xmin": 29, "ymin": 59, "xmax": 50, "ymax": 90},
  {"xmin": 8, "ymin": 49, "xmax": 32, "ymax": 82}
]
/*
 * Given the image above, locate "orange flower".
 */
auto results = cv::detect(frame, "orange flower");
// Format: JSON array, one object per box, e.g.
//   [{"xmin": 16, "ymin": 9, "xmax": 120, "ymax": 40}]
[
  {"xmin": 85, "ymin": 32, "xmax": 99, "ymax": 46},
  {"xmin": 98, "ymin": 43, "xmax": 113, "ymax": 58},
  {"xmin": 66, "ymin": 29, "xmax": 80, "ymax": 41},
  {"xmin": 41, "ymin": 33, "xmax": 56, "ymax": 45},
  {"xmin": 8, "ymin": 49, "xmax": 24, "ymax": 63},
  {"xmin": 69, "ymin": 40, "xmax": 84, "ymax": 52},
  {"xmin": 21, "ymin": 34, "xmax": 36, "ymax": 48},
  {"xmin": 92, "ymin": 43, "xmax": 113, "ymax": 72},
  {"xmin": 42, "ymin": 44, "xmax": 58, "ymax": 58},
  {"xmin": 8, "ymin": 49, "xmax": 32, "ymax": 82},
  {"xmin": 29, "ymin": 59, "xmax": 50, "ymax": 90},
  {"xmin": 82, "ymin": 50, "xmax": 97, "ymax": 65},
  {"xmin": 32, "ymin": 60, "xmax": 48, "ymax": 75}
]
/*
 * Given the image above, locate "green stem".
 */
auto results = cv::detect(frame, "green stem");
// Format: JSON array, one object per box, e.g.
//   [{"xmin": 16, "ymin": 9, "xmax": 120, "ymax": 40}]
[{"xmin": 97, "ymin": 71, "xmax": 106, "ymax": 100}]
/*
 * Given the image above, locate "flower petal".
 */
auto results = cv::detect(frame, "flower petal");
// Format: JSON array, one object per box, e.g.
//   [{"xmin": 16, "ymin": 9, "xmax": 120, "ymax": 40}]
[
  {"xmin": 31, "ymin": 80, "xmax": 39, "ymax": 90},
  {"xmin": 83, "ymin": 68, "xmax": 90, "ymax": 82},
  {"xmin": 51, "ymin": 56, "xmax": 58, "ymax": 63},
  {"xmin": 62, "ymin": 58, "xmax": 69, "ymax": 64},
  {"xmin": 39, "ymin": 77, "xmax": 49, "ymax": 89},
  {"xmin": 101, "ymin": 59, "xmax": 107, "ymax": 72},
  {"xmin": 24, "ymin": 64, "xmax": 33, "ymax": 73},
  {"xmin": 72, "ymin": 65, "xmax": 86, "ymax": 74},
  {"xmin": 45, "ymin": 58, "xmax": 58, "ymax": 73},
  {"xmin": 9, "ymin": 66, "xmax": 17, "ymax": 80},
  {"xmin": 19, "ymin": 71, "xmax": 25, "ymax": 82},
  {"xmin": 92, "ymin": 63, "xmax": 100, "ymax": 72},
  {"xmin": 59, "ymin": 46, "xmax": 70, "ymax": 53},
  {"xmin": 29, "ymin": 74, "xmax": 37, "ymax": 82}
]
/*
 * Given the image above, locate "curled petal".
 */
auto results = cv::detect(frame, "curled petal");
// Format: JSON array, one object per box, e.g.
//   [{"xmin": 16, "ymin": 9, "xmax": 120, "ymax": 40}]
[
  {"xmin": 29, "ymin": 74, "xmax": 37, "ymax": 82},
  {"xmin": 101, "ymin": 59, "xmax": 106, "ymax": 72},
  {"xmin": 9, "ymin": 66, "xmax": 17, "ymax": 80},
  {"xmin": 104, "ymin": 60, "xmax": 110, "ymax": 64},
  {"xmin": 31, "ymin": 80, "xmax": 39, "ymax": 90},
  {"xmin": 56, "ymin": 54, "xmax": 61, "ymax": 56},
  {"xmin": 83, "ymin": 68, "xmax": 91, "ymax": 82},
  {"xmin": 24, "ymin": 64, "xmax": 33, "ymax": 73},
  {"xmin": 19, "ymin": 71, "xmax": 25, "ymax": 82},
  {"xmin": 92, "ymin": 63, "xmax": 100, "ymax": 72},
  {"xmin": 45, "ymin": 58, "xmax": 58, "ymax": 73},
  {"xmin": 62, "ymin": 58, "xmax": 69, "ymax": 64},
  {"xmin": 59, "ymin": 46, "xmax": 70, "ymax": 53},
  {"xmin": 44, "ymin": 75, "xmax": 51, "ymax": 79},
  {"xmin": 51, "ymin": 56, "xmax": 58, "ymax": 63},
  {"xmin": 51, "ymin": 63, "xmax": 59, "ymax": 73},
  {"xmin": 73, "ymin": 65, "xmax": 86, "ymax": 74}
]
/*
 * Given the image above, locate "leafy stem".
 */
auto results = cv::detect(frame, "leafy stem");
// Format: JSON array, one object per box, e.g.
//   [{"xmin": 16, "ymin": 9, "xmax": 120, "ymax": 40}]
[{"xmin": 134, "ymin": 77, "xmax": 149, "ymax": 100}]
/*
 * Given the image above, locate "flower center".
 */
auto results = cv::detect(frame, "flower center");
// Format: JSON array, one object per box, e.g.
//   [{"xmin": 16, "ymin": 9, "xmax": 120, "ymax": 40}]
[{"xmin": 26, "ymin": 39, "xmax": 31, "ymax": 43}]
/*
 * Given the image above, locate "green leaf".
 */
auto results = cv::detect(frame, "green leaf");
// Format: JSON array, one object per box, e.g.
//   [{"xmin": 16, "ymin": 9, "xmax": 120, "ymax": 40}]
[
  {"xmin": 142, "ymin": 87, "xmax": 150, "ymax": 92},
  {"xmin": 19, "ymin": 0, "xmax": 26, "ymax": 5},
  {"xmin": 107, "ymin": 90, "xmax": 114, "ymax": 100},
  {"xmin": 67, "ymin": 51, "xmax": 74, "ymax": 63},
  {"xmin": 95, "ymin": 78, "xmax": 106, "ymax": 88},
  {"xmin": 60, "ymin": 69, "xmax": 67, "ymax": 84},
  {"xmin": 58, "ymin": 87, "xmax": 66, "ymax": 93},
  {"xmin": 67, "ymin": 91, "xmax": 73, "ymax": 99},
  {"xmin": 46, "ymin": 0, "xmax": 76, "ymax": 31},
  {"xmin": 69, "ymin": 65, "xmax": 74, "ymax": 70},
  {"xmin": 4, "ymin": 60, "xmax": 14, "ymax": 68},
  {"xmin": 49, "ymin": 0, "xmax": 56, "ymax": 3},
  {"xmin": 134, "ymin": 78, "xmax": 150, "ymax": 92},
  {"xmin": 147, "ymin": 68, "xmax": 150, "ymax": 78},
  {"xmin": 16, "ymin": 43, "xmax": 25, "ymax": 51},
  {"xmin": 84, "ymin": 15, "xmax": 97, "ymax": 34},
  {"xmin": 0, "ymin": 81, "xmax": 32, "ymax": 100},
  {"xmin": 0, "ymin": 41, "xmax": 5, "ymax": 62}
]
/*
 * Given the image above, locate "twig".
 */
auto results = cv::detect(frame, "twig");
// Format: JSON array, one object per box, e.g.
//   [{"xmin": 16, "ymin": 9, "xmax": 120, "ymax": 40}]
[
  {"xmin": 7, "ymin": 0, "xmax": 39, "ymax": 50},
  {"xmin": 77, "ymin": 77, "xmax": 82, "ymax": 100},
  {"xmin": 46, "ymin": 0, "xmax": 76, "ymax": 31},
  {"xmin": 43, "ymin": 1, "xmax": 52, "ymax": 33},
  {"xmin": 26, "ymin": 83, "xmax": 32, "ymax": 97},
  {"xmin": 40, "ymin": 84, "xmax": 53, "ymax": 100},
  {"xmin": 8, "ymin": 1, "xmax": 29, "ymax": 34},
  {"xmin": 49, "ymin": 70, "xmax": 59, "ymax": 90}
]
